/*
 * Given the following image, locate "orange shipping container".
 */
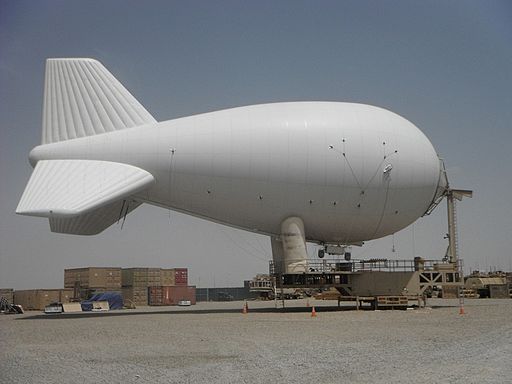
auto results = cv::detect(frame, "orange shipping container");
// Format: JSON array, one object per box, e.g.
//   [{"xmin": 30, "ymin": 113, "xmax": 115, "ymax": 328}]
[{"xmin": 148, "ymin": 286, "xmax": 196, "ymax": 306}]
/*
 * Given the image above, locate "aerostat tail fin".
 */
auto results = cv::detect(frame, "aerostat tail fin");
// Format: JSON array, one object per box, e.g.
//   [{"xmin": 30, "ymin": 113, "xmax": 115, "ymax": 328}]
[
  {"xmin": 42, "ymin": 58, "xmax": 156, "ymax": 144},
  {"xmin": 16, "ymin": 159, "xmax": 155, "ymax": 235}
]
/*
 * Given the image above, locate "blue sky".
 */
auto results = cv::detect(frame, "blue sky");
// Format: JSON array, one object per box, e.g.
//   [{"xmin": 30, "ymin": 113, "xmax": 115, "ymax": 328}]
[{"xmin": 1, "ymin": 1, "xmax": 511, "ymax": 289}]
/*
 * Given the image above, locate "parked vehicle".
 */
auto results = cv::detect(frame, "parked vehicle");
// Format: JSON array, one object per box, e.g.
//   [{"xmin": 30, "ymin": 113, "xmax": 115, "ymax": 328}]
[{"xmin": 44, "ymin": 302, "xmax": 63, "ymax": 314}]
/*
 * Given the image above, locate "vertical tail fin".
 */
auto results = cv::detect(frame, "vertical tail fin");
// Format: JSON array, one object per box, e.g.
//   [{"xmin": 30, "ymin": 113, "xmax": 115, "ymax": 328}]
[{"xmin": 42, "ymin": 58, "xmax": 156, "ymax": 144}]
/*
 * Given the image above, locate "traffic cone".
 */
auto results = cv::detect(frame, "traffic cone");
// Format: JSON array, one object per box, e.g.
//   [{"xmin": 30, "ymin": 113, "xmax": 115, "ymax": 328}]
[
  {"xmin": 242, "ymin": 302, "xmax": 248, "ymax": 314},
  {"xmin": 459, "ymin": 305, "xmax": 465, "ymax": 315},
  {"xmin": 311, "ymin": 306, "xmax": 317, "ymax": 317}
]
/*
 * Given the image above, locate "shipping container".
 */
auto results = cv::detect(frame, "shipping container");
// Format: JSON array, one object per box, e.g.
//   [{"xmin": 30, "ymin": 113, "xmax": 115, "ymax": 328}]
[
  {"xmin": 196, "ymin": 286, "xmax": 258, "ymax": 302},
  {"xmin": 174, "ymin": 268, "xmax": 188, "ymax": 286},
  {"xmin": 64, "ymin": 267, "xmax": 121, "ymax": 289},
  {"xmin": 489, "ymin": 284, "xmax": 510, "ymax": 299},
  {"xmin": 60, "ymin": 289, "xmax": 73, "ymax": 303},
  {"xmin": 0, "ymin": 288, "xmax": 14, "ymax": 305},
  {"xmin": 122, "ymin": 268, "xmax": 162, "ymax": 287},
  {"xmin": 14, "ymin": 289, "xmax": 73, "ymax": 310},
  {"xmin": 148, "ymin": 286, "xmax": 196, "ymax": 306},
  {"xmin": 160, "ymin": 269, "xmax": 176, "ymax": 286},
  {"xmin": 440, "ymin": 286, "xmax": 459, "ymax": 299},
  {"xmin": 122, "ymin": 286, "xmax": 148, "ymax": 306}
]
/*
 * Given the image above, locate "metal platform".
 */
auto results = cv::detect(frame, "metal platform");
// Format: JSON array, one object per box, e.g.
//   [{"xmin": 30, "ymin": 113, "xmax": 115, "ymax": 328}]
[{"xmin": 270, "ymin": 258, "xmax": 463, "ymax": 299}]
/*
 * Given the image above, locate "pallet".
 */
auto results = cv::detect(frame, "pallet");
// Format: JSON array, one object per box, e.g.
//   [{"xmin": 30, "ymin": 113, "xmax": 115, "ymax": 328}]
[{"xmin": 376, "ymin": 296, "xmax": 408, "ymax": 309}]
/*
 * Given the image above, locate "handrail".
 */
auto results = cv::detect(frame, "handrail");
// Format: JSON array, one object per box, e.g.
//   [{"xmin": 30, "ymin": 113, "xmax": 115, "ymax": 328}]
[{"xmin": 269, "ymin": 259, "xmax": 460, "ymax": 275}]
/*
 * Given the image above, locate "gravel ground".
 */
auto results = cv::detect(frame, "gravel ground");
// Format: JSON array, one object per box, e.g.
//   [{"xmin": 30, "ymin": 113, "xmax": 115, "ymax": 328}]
[{"xmin": 1, "ymin": 298, "xmax": 511, "ymax": 384}]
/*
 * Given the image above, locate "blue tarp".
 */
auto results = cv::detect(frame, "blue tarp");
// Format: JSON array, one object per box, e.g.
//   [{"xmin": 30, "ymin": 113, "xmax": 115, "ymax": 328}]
[{"xmin": 81, "ymin": 292, "xmax": 124, "ymax": 311}]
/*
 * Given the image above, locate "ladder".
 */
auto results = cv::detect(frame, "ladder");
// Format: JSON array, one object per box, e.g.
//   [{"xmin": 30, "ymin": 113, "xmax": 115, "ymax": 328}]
[
  {"xmin": 446, "ymin": 188, "xmax": 472, "ymax": 263},
  {"xmin": 446, "ymin": 189, "xmax": 472, "ymax": 312},
  {"xmin": 273, "ymin": 279, "xmax": 286, "ymax": 309}
]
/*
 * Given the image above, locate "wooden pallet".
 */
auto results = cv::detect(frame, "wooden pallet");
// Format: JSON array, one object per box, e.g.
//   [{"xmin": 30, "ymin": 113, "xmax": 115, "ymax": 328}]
[{"xmin": 376, "ymin": 296, "xmax": 408, "ymax": 308}]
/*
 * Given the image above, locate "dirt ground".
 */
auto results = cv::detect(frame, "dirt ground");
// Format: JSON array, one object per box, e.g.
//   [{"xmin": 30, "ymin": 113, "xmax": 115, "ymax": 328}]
[{"xmin": 1, "ymin": 298, "xmax": 511, "ymax": 383}]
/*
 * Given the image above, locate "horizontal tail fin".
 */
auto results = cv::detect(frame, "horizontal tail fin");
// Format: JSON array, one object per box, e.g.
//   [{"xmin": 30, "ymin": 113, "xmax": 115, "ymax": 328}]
[
  {"xmin": 42, "ymin": 58, "xmax": 156, "ymax": 144},
  {"xmin": 16, "ymin": 159, "xmax": 154, "ymax": 235},
  {"xmin": 49, "ymin": 199, "xmax": 142, "ymax": 236}
]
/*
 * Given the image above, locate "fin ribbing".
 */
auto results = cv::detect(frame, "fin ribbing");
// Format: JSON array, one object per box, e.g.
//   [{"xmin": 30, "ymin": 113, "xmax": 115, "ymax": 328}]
[{"xmin": 42, "ymin": 58, "xmax": 156, "ymax": 144}]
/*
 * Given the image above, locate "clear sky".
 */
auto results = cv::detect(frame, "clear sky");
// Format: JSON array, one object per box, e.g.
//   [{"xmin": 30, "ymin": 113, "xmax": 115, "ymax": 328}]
[{"xmin": 1, "ymin": 1, "xmax": 511, "ymax": 289}]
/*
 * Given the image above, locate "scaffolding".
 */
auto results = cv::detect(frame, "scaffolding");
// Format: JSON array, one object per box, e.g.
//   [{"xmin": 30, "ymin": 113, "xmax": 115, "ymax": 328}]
[{"xmin": 269, "ymin": 258, "xmax": 463, "ymax": 309}]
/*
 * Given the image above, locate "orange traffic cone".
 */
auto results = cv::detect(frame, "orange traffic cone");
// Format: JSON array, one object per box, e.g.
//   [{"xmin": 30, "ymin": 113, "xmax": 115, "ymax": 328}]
[
  {"xmin": 242, "ymin": 302, "xmax": 248, "ymax": 314},
  {"xmin": 459, "ymin": 305, "xmax": 465, "ymax": 315},
  {"xmin": 311, "ymin": 306, "xmax": 317, "ymax": 317}
]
